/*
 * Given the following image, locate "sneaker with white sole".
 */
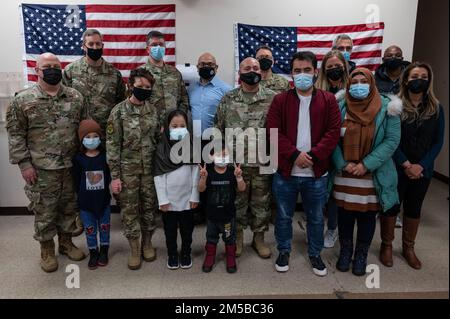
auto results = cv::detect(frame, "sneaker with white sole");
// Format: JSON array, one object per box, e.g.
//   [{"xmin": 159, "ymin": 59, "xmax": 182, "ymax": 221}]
[
  {"xmin": 324, "ymin": 229, "xmax": 338, "ymax": 248},
  {"xmin": 395, "ymin": 216, "xmax": 403, "ymax": 228},
  {"xmin": 167, "ymin": 255, "xmax": 179, "ymax": 270},
  {"xmin": 309, "ymin": 255, "xmax": 327, "ymax": 276},
  {"xmin": 180, "ymin": 254, "xmax": 192, "ymax": 269},
  {"xmin": 275, "ymin": 252, "xmax": 290, "ymax": 272}
]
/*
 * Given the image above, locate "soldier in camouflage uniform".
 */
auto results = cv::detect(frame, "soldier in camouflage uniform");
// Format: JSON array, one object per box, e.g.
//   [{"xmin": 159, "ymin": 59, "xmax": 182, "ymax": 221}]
[
  {"xmin": 139, "ymin": 30, "xmax": 190, "ymax": 118},
  {"xmin": 63, "ymin": 29, "xmax": 126, "ymax": 237},
  {"xmin": 6, "ymin": 53, "xmax": 87, "ymax": 273},
  {"xmin": 214, "ymin": 57, "xmax": 276, "ymax": 259},
  {"xmin": 106, "ymin": 68, "xmax": 163, "ymax": 270},
  {"xmin": 255, "ymin": 46, "xmax": 291, "ymax": 94}
]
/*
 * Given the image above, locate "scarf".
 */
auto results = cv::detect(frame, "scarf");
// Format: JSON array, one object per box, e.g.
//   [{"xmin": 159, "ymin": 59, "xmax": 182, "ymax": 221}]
[{"xmin": 343, "ymin": 68, "xmax": 382, "ymax": 162}]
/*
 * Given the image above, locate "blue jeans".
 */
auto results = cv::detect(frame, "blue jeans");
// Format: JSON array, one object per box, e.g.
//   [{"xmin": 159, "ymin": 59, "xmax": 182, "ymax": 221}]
[
  {"xmin": 273, "ymin": 172, "xmax": 328, "ymax": 257},
  {"xmin": 80, "ymin": 206, "xmax": 111, "ymax": 249}
]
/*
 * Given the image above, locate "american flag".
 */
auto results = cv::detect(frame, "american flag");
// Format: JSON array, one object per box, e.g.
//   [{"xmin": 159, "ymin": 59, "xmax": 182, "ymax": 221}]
[
  {"xmin": 20, "ymin": 3, "xmax": 176, "ymax": 85},
  {"xmin": 235, "ymin": 22, "xmax": 384, "ymax": 82}
]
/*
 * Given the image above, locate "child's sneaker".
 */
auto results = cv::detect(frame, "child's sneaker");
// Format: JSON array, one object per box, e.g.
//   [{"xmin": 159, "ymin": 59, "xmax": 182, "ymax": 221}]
[
  {"xmin": 167, "ymin": 255, "xmax": 179, "ymax": 270},
  {"xmin": 97, "ymin": 245, "xmax": 109, "ymax": 266},
  {"xmin": 180, "ymin": 254, "xmax": 192, "ymax": 269},
  {"xmin": 88, "ymin": 249, "xmax": 99, "ymax": 270}
]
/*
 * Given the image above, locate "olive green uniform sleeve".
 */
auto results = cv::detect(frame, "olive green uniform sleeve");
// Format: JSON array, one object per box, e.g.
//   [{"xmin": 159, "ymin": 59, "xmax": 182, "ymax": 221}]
[{"xmin": 106, "ymin": 108, "xmax": 123, "ymax": 180}]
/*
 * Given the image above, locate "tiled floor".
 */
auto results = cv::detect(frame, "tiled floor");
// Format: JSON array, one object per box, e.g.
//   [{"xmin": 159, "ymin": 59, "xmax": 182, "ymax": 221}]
[{"xmin": 0, "ymin": 179, "xmax": 448, "ymax": 299}]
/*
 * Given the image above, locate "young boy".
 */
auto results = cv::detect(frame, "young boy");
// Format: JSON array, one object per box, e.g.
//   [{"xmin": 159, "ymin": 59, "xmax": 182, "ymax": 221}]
[{"xmin": 198, "ymin": 145, "xmax": 246, "ymax": 273}]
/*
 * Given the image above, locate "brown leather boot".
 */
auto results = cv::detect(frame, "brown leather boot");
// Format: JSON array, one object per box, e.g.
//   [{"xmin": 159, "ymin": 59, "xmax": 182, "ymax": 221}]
[
  {"xmin": 141, "ymin": 230, "xmax": 156, "ymax": 262},
  {"xmin": 379, "ymin": 215, "xmax": 396, "ymax": 267},
  {"xmin": 235, "ymin": 229, "xmax": 243, "ymax": 257},
  {"xmin": 40, "ymin": 239, "xmax": 58, "ymax": 273},
  {"xmin": 72, "ymin": 214, "xmax": 84, "ymax": 237},
  {"xmin": 58, "ymin": 233, "xmax": 86, "ymax": 261},
  {"xmin": 402, "ymin": 216, "xmax": 422, "ymax": 269},
  {"xmin": 251, "ymin": 232, "xmax": 271, "ymax": 259},
  {"xmin": 128, "ymin": 238, "xmax": 142, "ymax": 270}
]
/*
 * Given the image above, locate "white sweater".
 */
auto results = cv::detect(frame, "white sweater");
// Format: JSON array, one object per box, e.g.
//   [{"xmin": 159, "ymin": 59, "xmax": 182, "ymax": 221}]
[{"xmin": 154, "ymin": 165, "xmax": 200, "ymax": 211}]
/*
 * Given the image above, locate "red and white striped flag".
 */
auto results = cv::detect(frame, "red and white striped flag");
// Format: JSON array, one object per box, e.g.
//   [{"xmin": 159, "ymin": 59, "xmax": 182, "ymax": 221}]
[
  {"xmin": 235, "ymin": 22, "xmax": 384, "ymax": 83},
  {"xmin": 20, "ymin": 3, "xmax": 176, "ymax": 85}
]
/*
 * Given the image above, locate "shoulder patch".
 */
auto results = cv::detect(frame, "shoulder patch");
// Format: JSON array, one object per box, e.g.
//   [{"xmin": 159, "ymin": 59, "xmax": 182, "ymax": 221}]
[{"xmin": 106, "ymin": 123, "xmax": 114, "ymax": 135}]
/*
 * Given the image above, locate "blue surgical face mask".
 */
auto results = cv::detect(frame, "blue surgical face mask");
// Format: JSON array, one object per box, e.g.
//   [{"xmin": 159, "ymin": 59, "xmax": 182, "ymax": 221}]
[
  {"xmin": 169, "ymin": 127, "xmax": 188, "ymax": 140},
  {"xmin": 150, "ymin": 45, "xmax": 165, "ymax": 61},
  {"xmin": 342, "ymin": 51, "xmax": 351, "ymax": 61},
  {"xmin": 293, "ymin": 73, "xmax": 315, "ymax": 91},
  {"xmin": 349, "ymin": 83, "xmax": 370, "ymax": 100},
  {"xmin": 83, "ymin": 137, "xmax": 101, "ymax": 150}
]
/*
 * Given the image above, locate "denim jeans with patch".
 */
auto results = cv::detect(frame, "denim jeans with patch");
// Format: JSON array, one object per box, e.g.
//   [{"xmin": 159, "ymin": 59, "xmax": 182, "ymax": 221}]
[{"xmin": 80, "ymin": 205, "xmax": 111, "ymax": 249}]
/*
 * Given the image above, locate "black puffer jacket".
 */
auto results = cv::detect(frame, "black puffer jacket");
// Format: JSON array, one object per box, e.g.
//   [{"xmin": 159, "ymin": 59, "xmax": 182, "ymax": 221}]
[{"xmin": 375, "ymin": 60, "xmax": 410, "ymax": 94}]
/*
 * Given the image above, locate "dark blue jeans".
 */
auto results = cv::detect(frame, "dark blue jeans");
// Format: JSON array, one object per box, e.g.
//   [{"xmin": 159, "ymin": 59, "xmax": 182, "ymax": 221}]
[
  {"xmin": 80, "ymin": 205, "xmax": 111, "ymax": 249},
  {"xmin": 273, "ymin": 172, "xmax": 328, "ymax": 257}
]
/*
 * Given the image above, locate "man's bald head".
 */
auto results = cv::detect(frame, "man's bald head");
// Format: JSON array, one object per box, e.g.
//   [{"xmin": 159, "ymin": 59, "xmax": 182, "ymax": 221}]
[
  {"xmin": 383, "ymin": 45, "xmax": 403, "ymax": 58},
  {"xmin": 35, "ymin": 53, "xmax": 62, "ymax": 86},
  {"xmin": 197, "ymin": 52, "xmax": 217, "ymax": 66},
  {"xmin": 239, "ymin": 57, "xmax": 260, "ymax": 73},
  {"xmin": 36, "ymin": 53, "xmax": 61, "ymax": 69}
]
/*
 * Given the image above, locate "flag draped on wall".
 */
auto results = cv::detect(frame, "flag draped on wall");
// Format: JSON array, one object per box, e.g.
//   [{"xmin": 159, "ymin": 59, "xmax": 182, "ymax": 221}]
[
  {"xmin": 20, "ymin": 3, "xmax": 176, "ymax": 84},
  {"xmin": 234, "ymin": 22, "xmax": 384, "ymax": 82}
]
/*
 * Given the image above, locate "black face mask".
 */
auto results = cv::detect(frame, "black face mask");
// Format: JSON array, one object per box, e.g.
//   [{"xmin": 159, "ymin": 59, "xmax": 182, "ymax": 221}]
[
  {"xmin": 87, "ymin": 47, "xmax": 103, "ymax": 61},
  {"xmin": 133, "ymin": 87, "xmax": 152, "ymax": 101},
  {"xmin": 258, "ymin": 58, "xmax": 273, "ymax": 71},
  {"xmin": 42, "ymin": 68, "xmax": 62, "ymax": 85},
  {"xmin": 199, "ymin": 67, "xmax": 216, "ymax": 80},
  {"xmin": 326, "ymin": 67, "xmax": 344, "ymax": 81},
  {"xmin": 407, "ymin": 79, "xmax": 429, "ymax": 94},
  {"xmin": 384, "ymin": 58, "xmax": 403, "ymax": 70},
  {"xmin": 240, "ymin": 71, "xmax": 261, "ymax": 85}
]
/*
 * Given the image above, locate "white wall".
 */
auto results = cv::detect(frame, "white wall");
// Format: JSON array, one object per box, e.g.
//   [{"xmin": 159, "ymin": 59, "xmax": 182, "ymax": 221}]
[{"xmin": 0, "ymin": 0, "xmax": 419, "ymax": 206}]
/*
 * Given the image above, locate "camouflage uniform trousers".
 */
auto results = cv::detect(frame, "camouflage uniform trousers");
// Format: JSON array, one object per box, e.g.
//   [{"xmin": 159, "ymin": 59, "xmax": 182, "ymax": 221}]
[
  {"xmin": 235, "ymin": 167, "xmax": 272, "ymax": 233},
  {"xmin": 119, "ymin": 173, "xmax": 158, "ymax": 239},
  {"xmin": 24, "ymin": 168, "xmax": 77, "ymax": 242}
]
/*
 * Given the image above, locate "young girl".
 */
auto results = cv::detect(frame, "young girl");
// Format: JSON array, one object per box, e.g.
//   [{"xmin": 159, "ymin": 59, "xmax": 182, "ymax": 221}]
[
  {"xmin": 154, "ymin": 109, "xmax": 200, "ymax": 270},
  {"xmin": 198, "ymin": 144, "xmax": 246, "ymax": 273},
  {"xmin": 73, "ymin": 119, "xmax": 111, "ymax": 270}
]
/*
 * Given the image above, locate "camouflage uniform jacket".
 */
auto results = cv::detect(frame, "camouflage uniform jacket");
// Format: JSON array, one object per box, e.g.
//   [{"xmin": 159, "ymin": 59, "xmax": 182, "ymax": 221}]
[
  {"xmin": 63, "ymin": 57, "xmax": 126, "ymax": 130},
  {"xmin": 260, "ymin": 73, "xmax": 290, "ymax": 94},
  {"xmin": 214, "ymin": 86, "xmax": 276, "ymax": 167},
  {"xmin": 106, "ymin": 96, "xmax": 163, "ymax": 180},
  {"xmin": 6, "ymin": 84, "xmax": 86, "ymax": 171},
  {"xmin": 139, "ymin": 61, "xmax": 190, "ymax": 113}
]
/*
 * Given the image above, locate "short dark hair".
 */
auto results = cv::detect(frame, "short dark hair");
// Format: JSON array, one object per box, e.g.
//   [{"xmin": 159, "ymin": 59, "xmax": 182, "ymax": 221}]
[
  {"xmin": 146, "ymin": 31, "xmax": 164, "ymax": 44},
  {"xmin": 289, "ymin": 51, "xmax": 318, "ymax": 71},
  {"xmin": 82, "ymin": 29, "xmax": 102, "ymax": 45},
  {"xmin": 129, "ymin": 68, "xmax": 155, "ymax": 86},
  {"xmin": 255, "ymin": 45, "xmax": 273, "ymax": 55}
]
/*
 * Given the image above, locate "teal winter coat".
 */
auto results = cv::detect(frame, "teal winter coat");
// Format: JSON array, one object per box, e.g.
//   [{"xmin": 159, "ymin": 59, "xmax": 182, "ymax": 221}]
[{"xmin": 330, "ymin": 91, "xmax": 403, "ymax": 212}]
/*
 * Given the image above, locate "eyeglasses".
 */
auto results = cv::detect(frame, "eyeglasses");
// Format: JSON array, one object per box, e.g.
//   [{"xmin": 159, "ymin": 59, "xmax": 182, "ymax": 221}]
[{"xmin": 198, "ymin": 62, "xmax": 217, "ymax": 68}]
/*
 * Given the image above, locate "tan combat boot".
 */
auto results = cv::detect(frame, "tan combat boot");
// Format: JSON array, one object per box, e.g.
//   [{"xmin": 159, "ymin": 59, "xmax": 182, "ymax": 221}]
[
  {"xmin": 40, "ymin": 239, "xmax": 58, "ymax": 273},
  {"xmin": 251, "ymin": 232, "xmax": 271, "ymax": 259},
  {"xmin": 141, "ymin": 230, "xmax": 156, "ymax": 262},
  {"xmin": 235, "ymin": 229, "xmax": 244, "ymax": 257},
  {"xmin": 58, "ymin": 233, "xmax": 86, "ymax": 261},
  {"xmin": 128, "ymin": 238, "xmax": 142, "ymax": 270},
  {"xmin": 72, "ymin": 214, "xmax": 84, "ymax": 237}
]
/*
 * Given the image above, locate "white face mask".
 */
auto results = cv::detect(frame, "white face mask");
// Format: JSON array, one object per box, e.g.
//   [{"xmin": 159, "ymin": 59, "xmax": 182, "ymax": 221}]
[{"xmin": 214, "ymin": 155, "xmax": 230, "ymax": 167}]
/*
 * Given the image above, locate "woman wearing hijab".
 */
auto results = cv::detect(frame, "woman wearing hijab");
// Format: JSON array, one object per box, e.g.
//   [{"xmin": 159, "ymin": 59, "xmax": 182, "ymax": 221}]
[
  {"xmin": 331, "ymin": 68, "xmax": 402, "ymax": 276},
  {"xmin": 154, "ymin": 109, "xmax": 200, "ymax": 270}
]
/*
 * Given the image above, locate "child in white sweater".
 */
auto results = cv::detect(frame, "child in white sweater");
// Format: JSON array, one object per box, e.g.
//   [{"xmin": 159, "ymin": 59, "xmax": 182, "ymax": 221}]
[{"xmin": 154, "ymin": 110, "xmax": 199, "ymax": 270}]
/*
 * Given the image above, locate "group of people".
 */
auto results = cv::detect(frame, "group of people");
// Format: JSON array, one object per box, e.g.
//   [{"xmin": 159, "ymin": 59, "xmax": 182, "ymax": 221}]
[{"xmin": 6, "ymin": 28, "xmax": 444, "ymax": 278}]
